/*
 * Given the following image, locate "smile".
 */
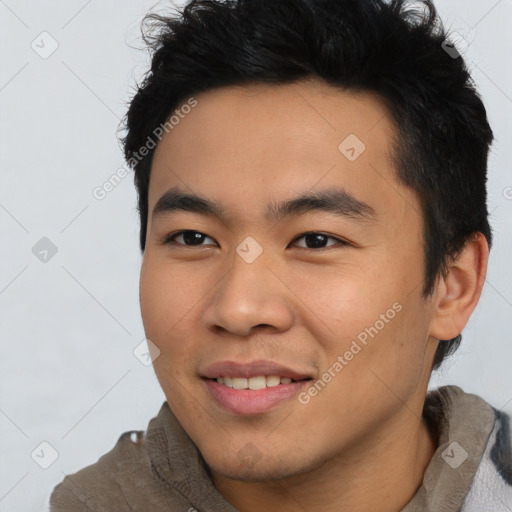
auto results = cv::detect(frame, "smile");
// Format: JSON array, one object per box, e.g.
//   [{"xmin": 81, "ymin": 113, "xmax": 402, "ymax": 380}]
[
  {"xmin": 214, "ymin": 375, "xmax": 302, "ymax": 389},
  {"xmin": 203, "ymin": 377, "xmax": 311, "ymax": 415}
]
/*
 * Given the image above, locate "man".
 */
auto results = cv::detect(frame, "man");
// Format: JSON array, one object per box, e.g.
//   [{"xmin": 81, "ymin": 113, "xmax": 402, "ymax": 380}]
[{"xmin": 50, "ymin": 0, "xmax": 512, "ymax": 510}]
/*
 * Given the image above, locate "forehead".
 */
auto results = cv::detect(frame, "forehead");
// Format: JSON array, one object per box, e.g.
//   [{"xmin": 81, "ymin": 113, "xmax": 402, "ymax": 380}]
[{"xmin": 148, "ymin": 79, "xmax": 419, "ymax": 226}]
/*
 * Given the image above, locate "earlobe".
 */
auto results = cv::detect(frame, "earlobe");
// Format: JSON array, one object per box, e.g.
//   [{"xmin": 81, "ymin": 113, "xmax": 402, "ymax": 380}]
[{"xmin": 429, "ymin": 232, "xmax": 489, "ymax": 341}]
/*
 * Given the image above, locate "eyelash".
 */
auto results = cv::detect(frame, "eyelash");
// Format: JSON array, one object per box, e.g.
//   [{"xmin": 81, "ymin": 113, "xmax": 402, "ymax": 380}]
[{"xmin": 161, "ymin": 230, "xmax": 350, "ymax": 250}]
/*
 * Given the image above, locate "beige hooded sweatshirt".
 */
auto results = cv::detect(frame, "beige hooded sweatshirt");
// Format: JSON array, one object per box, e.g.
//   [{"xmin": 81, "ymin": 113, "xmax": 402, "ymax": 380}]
[{"xmin": 49, "ymin": 385, "xmax": 512, "ymax": 511}]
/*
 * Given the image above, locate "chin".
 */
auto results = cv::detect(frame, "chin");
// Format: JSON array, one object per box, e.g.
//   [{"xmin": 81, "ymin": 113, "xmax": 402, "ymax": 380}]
[
  {"xmin": 203, "ymin": 449, "xmax": 321, "ymax": 483},
  {"xmin": 208, "ymin": 462, "xmax": 298, "ymax": 483}
]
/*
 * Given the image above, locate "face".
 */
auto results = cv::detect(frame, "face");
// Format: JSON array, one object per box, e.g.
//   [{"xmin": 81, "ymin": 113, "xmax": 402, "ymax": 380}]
[{"xmin": 139, "ymin": 79, "xmax": 438, "ymax": 482}]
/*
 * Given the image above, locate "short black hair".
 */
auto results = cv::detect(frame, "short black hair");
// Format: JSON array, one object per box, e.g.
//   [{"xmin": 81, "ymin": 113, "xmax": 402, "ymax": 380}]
[{"xmin": 121, "ymin": 0, "xmax": 494, "ymax": 372}]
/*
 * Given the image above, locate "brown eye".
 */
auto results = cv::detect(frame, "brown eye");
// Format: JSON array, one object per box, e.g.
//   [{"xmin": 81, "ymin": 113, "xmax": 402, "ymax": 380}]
[
  {"xmin": 291, "ymin": 232, "xmax": 348, "ymax": 249},
  {"xmin": 161, "ymin": 230, "xmax": 349, "ymax": 250},
  {"xmin": 164, "ymin": 230, "xmax": 216, "ymax": 246}
]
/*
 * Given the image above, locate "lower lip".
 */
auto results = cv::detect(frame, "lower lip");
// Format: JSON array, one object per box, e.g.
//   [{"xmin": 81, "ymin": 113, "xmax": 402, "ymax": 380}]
[{"xmin": 203, "ymin": 378, "xmax": 310, "ymax": 415}]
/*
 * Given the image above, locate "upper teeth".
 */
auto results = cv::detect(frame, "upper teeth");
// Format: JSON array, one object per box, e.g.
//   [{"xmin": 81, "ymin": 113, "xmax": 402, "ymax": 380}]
[{"xmin": 216, "ymin": 376, "xmax": 293, "ymax": 390}]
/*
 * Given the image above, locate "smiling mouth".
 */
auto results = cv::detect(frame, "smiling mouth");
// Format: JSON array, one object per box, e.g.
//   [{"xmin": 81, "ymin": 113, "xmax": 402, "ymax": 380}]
[{"xmin": 207, "ymin": 376, "xmax": 312, "ymax": 390}]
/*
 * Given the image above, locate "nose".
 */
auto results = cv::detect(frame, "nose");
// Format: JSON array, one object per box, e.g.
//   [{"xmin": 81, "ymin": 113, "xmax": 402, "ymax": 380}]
[{"xmin": 202, "ymin": 248, "xmax": 295, "ymax": 337}]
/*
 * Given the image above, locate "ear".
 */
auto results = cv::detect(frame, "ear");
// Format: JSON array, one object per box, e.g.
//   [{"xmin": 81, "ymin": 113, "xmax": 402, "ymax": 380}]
[{"xmin": 429, "ymin": 232, "xmax": 489, "ymax": 341}]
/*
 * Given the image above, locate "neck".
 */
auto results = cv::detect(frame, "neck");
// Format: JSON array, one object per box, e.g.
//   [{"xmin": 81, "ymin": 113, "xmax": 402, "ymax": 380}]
[{"xmin": 212, "ymin": 405, "xmax": 437, "ymax": 512}]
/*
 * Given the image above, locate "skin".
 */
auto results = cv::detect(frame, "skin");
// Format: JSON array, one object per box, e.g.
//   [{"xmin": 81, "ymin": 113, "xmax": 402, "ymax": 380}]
[{"xmin": 139, "ymin": 77, "xmax": 488, "ymax": 512}]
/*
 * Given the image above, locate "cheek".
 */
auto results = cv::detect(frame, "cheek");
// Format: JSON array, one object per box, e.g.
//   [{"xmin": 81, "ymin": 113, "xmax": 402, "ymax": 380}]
[
  {"xmin": 294, "ymin": 262, "xmax": 402, "ymax": 349},
  {"xmin": 139, "ymin": 255, "xmax": 209, "ymax": 375},
  {"xmin": 304, "ymin": 257, "xmax": 429, "ymax": 386},
  {"xmin": 139, "ymin": 256, "xmax": 195, "ymax": 336},
  {"xmin": 298, "ymin": 300, "xmax": 430, "ymax": 438},
  {"xmin": 139, "ymin": 259, "xmax": 169, "ymax": 338}
]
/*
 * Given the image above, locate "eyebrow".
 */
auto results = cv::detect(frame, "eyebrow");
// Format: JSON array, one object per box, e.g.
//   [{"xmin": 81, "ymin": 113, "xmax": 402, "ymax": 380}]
[{"xmin": 152, "ymin": 186, "xmax": 377, "ymax": 225}]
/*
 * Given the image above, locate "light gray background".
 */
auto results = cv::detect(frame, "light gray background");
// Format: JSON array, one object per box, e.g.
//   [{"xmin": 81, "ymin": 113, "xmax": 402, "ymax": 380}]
[{"xmin": 0, "ymin": 1, "xmax": 511, "ymax": 510}]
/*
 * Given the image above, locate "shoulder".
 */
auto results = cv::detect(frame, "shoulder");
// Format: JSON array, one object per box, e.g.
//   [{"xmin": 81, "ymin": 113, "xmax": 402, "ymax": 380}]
[
  {"xmin": 435, "ymin": 385, "xmax": 512, "ymax": 510},
  {"xmin": 461, "ymin": 404, "xmax": 512, "ymax": 510},
  {"xmin": 49, "ymin": 430, "xmax": 171, "ymax": 511}
]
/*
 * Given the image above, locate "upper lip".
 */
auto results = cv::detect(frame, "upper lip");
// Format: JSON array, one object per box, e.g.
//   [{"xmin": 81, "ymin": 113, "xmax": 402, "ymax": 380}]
[{"xmin": 200, "ymin": 360, "xmax": 313, "ymax": 380}]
